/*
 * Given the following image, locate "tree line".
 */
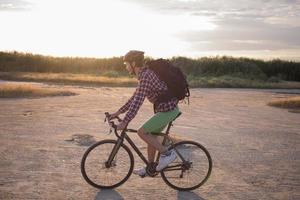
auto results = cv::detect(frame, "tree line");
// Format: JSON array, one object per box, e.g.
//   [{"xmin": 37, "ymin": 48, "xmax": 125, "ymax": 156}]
[{"xmin": 0, "ymin": 51, "xmax": 299, "ymax": 81}]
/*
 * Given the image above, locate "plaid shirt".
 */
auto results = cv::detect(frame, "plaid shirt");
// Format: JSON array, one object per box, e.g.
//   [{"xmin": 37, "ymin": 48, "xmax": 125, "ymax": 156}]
[{"xmin": 119, "ymin": 67, "xmax": 178, "ymax": 124}]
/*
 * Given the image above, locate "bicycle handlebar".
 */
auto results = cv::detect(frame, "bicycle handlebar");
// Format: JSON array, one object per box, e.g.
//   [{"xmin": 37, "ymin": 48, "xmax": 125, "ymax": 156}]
[
  {"xmin": 104, "ymin": 112, "xmax": 135, "ymax": 136},
  {"xmin": 104, "ymin": 112, "xmax": 117, "ymax": 129}
]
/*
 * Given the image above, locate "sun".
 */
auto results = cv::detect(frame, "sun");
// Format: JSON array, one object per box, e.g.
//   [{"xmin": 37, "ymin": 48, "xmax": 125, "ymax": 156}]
[{"xmin": 0, "ymin": 0, "xmax": 217, "ymax": 58}]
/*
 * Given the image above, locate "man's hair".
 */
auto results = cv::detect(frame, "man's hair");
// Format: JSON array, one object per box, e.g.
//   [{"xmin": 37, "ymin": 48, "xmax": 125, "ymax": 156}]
[{"xmin": 123, "ymin": 50, "xmax": 144, "ymax": 68}]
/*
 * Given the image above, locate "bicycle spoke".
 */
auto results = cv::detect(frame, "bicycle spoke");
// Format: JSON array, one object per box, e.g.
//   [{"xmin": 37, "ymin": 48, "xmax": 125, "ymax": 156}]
[
  {"xmin": 81, "ymin": 140, "xmax": 134, "ymax": 189},
  {"xmin": 161, "ymin": 141, "xmax": 212, "ymax": 190}
]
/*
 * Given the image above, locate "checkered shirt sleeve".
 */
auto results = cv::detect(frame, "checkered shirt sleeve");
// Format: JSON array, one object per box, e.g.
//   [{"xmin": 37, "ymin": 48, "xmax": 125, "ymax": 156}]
[
  {"xmin": 122, "ymin": 73, "xmax": 150, "ymax": 124},
  {"xmin": 118, "ymin": 93, "xmax": 135, "ymax": 114}
]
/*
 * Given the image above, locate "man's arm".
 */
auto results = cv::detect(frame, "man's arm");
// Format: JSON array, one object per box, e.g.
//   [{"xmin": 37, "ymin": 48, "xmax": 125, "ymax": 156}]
[
  {"xmin": 118, "ymin": 92, "xmax": 136, "ymax": 114},
  {"xmin": 122, "ymin": 77, "xmax": 150, "ymax": 125}
]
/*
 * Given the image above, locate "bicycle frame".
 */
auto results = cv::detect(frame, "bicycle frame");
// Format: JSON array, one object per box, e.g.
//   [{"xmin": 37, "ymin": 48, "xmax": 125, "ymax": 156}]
[{"xmin": 106, "ymin": 119, "xmax": 184, "ymax": 169}]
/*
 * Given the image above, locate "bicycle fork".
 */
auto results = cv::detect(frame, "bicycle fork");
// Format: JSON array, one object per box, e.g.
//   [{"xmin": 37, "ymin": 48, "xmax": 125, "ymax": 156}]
[{"xmin": 105, "ymin": 137, "xmax": 124, "ymax": 168}]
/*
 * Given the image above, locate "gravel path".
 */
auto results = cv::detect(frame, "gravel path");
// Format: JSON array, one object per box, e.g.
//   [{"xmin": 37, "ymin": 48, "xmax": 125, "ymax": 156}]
[{"xmin": 0, "ymin": 84, "xmax": 299, "ymax": 200}]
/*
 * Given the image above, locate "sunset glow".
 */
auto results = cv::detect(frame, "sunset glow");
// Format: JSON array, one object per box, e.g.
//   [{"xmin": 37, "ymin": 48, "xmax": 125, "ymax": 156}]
[{"xmin": 0, "ymin": 0, "xmax": 299, "ymax": 60}]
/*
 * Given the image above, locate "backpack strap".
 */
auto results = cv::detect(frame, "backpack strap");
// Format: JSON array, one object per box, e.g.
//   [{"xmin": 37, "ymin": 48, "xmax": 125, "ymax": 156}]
[{"xmin": 186, "ymin": 87, "xmax": 190, "ymax": 105}]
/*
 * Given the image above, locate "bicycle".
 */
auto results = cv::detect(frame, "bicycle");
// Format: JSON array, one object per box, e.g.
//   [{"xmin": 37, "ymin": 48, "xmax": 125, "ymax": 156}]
[{"xmin": 81, "ymin": 112, "xmax": 212, "ymax": 191}]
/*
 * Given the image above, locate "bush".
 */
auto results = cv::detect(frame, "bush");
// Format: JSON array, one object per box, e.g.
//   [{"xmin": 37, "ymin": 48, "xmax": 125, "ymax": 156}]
[
  {"xmin": 101, "ymin": 71, "xmax": 123, "ymax": 77},
  {"xmin": 268, "ymin": 76, "xmax": 282, "ymax": 83},
  {"xmin": 1, "ymin": 52, "xmax": 300, "ymax": 81}
]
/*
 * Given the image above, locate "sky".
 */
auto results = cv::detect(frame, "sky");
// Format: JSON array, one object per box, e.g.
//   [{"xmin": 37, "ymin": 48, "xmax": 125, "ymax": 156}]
[{"xmin": 0, "ymin": 0, "xmax": 300, "ymax": 60}]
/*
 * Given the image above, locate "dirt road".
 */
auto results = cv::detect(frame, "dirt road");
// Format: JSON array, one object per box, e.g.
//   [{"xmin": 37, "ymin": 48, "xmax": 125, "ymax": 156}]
[{"xmin": 0, "ymin": 84, "xmax": 299, "ymax": 200}]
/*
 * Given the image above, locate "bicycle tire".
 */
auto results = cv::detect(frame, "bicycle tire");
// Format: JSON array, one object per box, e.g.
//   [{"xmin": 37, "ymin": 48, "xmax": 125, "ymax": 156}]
[
  {"xmin": 81, "ymin": 139, "xmax": 134, "ymax": 189},
  {"xmin": 161, "ymin": 141, "xmax": 212, "ymax": 191}
]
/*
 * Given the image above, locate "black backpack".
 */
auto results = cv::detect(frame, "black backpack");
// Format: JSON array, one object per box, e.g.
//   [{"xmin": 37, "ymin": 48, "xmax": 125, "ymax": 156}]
[{"xmin": 146, "ymin": 59, "xmax": 190, "ymax": 106}]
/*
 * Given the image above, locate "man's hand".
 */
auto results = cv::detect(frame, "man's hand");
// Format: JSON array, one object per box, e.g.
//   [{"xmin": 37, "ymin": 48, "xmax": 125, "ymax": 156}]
[
  {"xmin": 109, "ymin": 111, "xmax": 121, "ymax": 120},
  {"xmin": 116, "ymin": 122, "xmax": 127, "ymax": 130}
]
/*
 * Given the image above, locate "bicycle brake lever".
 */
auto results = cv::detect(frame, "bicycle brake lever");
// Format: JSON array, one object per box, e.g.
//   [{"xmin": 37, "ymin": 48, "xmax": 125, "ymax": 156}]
[
  {"xmin": 104, "ymin": 112, "xmax": 117, "ymax": 134},
  {"xmin": 108, "ymin": 121, "xmax": 116, "ymax": 135},
  {"xmin": 104, "ymin": 112, "xmax": 110, "ymax": 123},
  {"xmin": 117, "ymin": 116, "xmax": 122, "ymax": 122}
]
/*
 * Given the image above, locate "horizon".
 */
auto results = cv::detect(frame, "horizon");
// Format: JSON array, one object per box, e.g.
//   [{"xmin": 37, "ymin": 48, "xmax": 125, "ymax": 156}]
[
  {"xmin": 2, "ymin": 50, "xmax": 300, "ymax": 62},
  {"xmin": 0, "ymin": 0, "xmax": 300, "ymax": 61}
]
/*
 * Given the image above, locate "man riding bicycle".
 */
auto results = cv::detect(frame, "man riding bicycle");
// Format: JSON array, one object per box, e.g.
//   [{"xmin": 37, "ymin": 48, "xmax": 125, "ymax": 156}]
[{"xmin": 109, "ymin": 50, "xmax": 180, "ymax": 177}]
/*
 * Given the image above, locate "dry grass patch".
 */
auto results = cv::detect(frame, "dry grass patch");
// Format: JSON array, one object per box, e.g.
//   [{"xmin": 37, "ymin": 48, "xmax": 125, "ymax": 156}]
[
  {"xmin": 1, "ymin": 72, "xmax": 300, "ymax": 89},
  {"xmin": 0, "ymin": 72, "xmax": 137, "ymax": 87},
  {"xmin": 268, "ymin": 96, "xmax": 300, "ymax": 109},
  {"xmin": 0, "ymin": 83, "xmax": 76, "ymax": 98}
]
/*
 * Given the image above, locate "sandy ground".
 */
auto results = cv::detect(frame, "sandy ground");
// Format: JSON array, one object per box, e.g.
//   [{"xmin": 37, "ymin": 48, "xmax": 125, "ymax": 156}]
[{"xmin": 0, "ymin": 82, "xmax": 300, "ymax": 200}]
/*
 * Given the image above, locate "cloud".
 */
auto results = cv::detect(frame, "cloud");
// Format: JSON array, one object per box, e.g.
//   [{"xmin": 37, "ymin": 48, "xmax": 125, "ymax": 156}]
[
  {"xmin": 125, "ymin": 0, "xmax": 300, "ymax": 52},
  {"xmin": 125, "ymin": 0, "xmax": 300, "ymax": 18},
  {"xmin": 0, "ymin": 0, "xmax": 32, "ymax": 11},
  {"xmin": 177, "ymin": 19, "xmax": 300, "ymax": 51},
  {"xmin": 125, "ymin": 0, "xmax": 300, "ymax": 27}
]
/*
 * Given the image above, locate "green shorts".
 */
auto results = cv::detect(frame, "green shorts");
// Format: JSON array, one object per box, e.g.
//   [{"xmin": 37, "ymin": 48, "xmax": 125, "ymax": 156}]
[{"xmin": 141, "ymin": 106, "xmax": 180, "ymax": 135}]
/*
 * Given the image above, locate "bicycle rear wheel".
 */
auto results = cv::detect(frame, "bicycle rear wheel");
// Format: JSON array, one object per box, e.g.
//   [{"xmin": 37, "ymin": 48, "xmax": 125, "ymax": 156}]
[
  {"xmin": 161, "ymin": 141, "xmax": 212, "ymax": 191},
  {"xmin": 81, "ymin": 139, "xmax": 134, "ymax": 189}
]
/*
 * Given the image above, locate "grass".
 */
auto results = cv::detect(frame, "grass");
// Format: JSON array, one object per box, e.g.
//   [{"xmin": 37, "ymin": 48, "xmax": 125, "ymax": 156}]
[
  {"xmin": 1, "ymin": 51, "xmax": 300, "ymax": 88},
  {"xmin": 1, "ymin": 72, "xmax": 300, "ymax": 89},
  {"xmin": 0, "ymin": 83, "xmax": 76, "ymax": 98},
  {"xmin": 187, "ymin": 75, "xmax": 300, "ymax": 89},
  {"xmin": 0, "ymin": 72, "xmax": 137, "ymax": 87},
  {"xmin": 268, "ymin": 96, "xmax": 300, "ymax": 109},
  {"xmin": 1, "ymin": 51, "xmax": 300, "ymax": 82}
]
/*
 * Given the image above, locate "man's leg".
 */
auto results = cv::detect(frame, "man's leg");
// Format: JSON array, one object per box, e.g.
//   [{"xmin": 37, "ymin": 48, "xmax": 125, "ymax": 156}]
[
  {"xmin": 138, "ymin": 107, "xmax": 180, "ymax": 172},
  {"xmin": 137, "ymin": 128, "xmax": 167, "ymax": 153},
  {"xmin": 131, "ymin": 129, "xmax": 163, "ymax": 177},
  {"xmin": 147, "ymin": 144, "xmax": 156, "ymax": 163}
]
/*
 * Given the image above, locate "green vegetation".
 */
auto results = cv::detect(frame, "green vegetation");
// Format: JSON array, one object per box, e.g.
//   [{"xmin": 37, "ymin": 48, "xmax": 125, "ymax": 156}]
[
  {"xmin": 268, "ymin": 97, "xmax": 300, "ymax": 109},
  {"xmin": 0, "ymin": 83, "xmax": 76, "ymax": 98},
  {"xmin": 187, "ymin": 75, "xmax": 300, "ymax": 88},
  {"xmin": 0, "ymin": 51, "xmax": 300, "ymax": 88},
  {"xmin": 0, "ymin": 51, "xmax": 126, "ymax": 75}
]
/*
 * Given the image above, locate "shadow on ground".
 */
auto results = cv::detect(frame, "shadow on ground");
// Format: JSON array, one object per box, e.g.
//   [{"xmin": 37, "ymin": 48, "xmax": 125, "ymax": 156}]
[
  {"xmin": 95, "ymin": 189, "xmax": 124, "ymax": 200},
  {"xmin": 177, "ymin": 191, "xmax": 206, "ymax": 200},
  {"xmin": 95, "ymin": 189, "xmax": 205, "ymax": 200}
]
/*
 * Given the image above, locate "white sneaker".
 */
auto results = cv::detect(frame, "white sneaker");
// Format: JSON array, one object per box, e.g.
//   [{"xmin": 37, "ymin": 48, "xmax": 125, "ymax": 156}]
[
  {"xmin": 133, "ymin": 167, "xmax": 147, "ymax": 177},
  {"xmin": 156, "ymin": 149, "xmax": 177, "ymax": 172}
]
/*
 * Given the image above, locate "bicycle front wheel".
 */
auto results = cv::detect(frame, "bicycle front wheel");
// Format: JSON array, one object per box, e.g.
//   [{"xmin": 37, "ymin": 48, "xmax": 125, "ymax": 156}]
[
  {"xmin": 81, "ymin": 139, "xmax": 134, "ymax": 189},
  {"xmin": 161, "ymin": 141, "xmax": 212, "ymax": 191}
]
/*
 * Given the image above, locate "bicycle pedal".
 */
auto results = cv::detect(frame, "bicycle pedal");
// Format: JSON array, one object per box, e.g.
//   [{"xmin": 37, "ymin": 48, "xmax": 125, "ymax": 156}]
[
  {"xmin": 146, "ymin": 162, "xmax": 158, "ymax": 177},
  {"xmin": 146, "ymin": 168, "xmax": 159, "ymax": 177}
]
